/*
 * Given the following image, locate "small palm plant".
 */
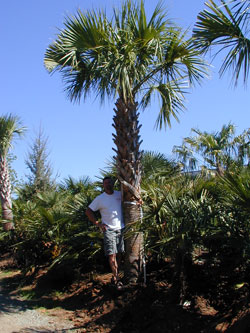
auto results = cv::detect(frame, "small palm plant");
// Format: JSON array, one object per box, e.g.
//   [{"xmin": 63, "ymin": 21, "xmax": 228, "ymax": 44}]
[
  {"xmin": 13, "ymin": 178, "xmax": 104, "ymax": 275},
  {"xmin": 220, "ymin": 167, "xmax": 250, "ymax": 214}
]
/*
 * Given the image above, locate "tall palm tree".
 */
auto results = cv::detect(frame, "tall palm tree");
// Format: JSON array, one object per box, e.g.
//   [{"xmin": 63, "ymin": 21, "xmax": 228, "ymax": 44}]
[
  {"xmin": 173, "ymin": 123, "xmax": 249, "ymax": 176},
  {"xmin": 172, "ymin": 142, "xmax": 198, "ymax": 172},
  {"xmin": 44, "ymin": 0, "xmax": 207, "ymax": 282},
  {"xmin": 193, "ymin": 0, "xmax": 250, "ymax": 85},
  {"xmin": 233, "ymin": 128, "xmax": 250, "ymax": 167},
  {"xmin": 189, "ymin": 125, "xmax": 235, "ymax": 176},
  {"xmin": 0, "ymin": 114, "xmax": 26, "ymax": 231}
]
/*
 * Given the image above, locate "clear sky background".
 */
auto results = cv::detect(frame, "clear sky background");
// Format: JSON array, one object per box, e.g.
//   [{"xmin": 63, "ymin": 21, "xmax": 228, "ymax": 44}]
[{"xmin": 2, "ymin": 0, "xmax": 250, "ymax": 183}]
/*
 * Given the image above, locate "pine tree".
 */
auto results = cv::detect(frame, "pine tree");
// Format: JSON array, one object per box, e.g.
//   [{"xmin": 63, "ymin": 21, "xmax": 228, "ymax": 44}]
[{"xmin": 25, "ymin": 127, "xmax": 55, "ymax": 194}]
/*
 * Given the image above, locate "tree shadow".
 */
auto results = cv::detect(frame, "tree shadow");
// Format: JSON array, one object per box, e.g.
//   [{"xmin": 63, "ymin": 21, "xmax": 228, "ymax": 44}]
[
  {"xmin": 0, "ymin": 271, "xmax": 32, "ymax": 313},
  {"xmin": 1, "ymin": 256, "xmax": 250, "ymax": 332}
]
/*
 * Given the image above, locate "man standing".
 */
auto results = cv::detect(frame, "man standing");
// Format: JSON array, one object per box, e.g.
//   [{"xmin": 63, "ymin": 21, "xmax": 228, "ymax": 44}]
[{"xmin": 86, "ymin": 176, "xmax": 124, "ymax": 289}]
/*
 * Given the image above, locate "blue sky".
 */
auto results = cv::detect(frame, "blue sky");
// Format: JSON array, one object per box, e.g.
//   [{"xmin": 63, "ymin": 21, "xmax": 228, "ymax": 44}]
[{"xmin": 2, "ymin": 0, "xmax": 250, "ymax": 183}]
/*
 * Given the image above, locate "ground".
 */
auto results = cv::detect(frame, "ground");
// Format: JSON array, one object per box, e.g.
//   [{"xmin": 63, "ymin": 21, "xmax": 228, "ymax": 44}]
[{"xmin": 0, "ymin": 252, "xmax": 250, "ymax": 332}]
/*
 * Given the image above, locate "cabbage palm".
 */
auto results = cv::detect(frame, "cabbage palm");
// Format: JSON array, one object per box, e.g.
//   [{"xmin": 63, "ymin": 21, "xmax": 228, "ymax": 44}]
[
  {"xmin": 193, "ymin": 0, "xmax": 250, "ymax": 85},
  {"xmin": 0, "ymin": 114, "xmax": 26, "ymax": 231},
  {"xmin": 44, "ymin": 0, "xmax": 207, "ymax": 282},
  {"xmin": 174, "ymin": 123, "xmax": 241, "ymax": 176},
  {"xmin": 172, "ymin": 142, "xmax": 198, "ymax": 172}
]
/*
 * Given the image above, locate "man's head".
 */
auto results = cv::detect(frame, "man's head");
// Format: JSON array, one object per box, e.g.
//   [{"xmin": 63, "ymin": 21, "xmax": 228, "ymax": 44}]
[{"xmin": 103, "ymin": 176, "xmax": 114, "ymax": 194}]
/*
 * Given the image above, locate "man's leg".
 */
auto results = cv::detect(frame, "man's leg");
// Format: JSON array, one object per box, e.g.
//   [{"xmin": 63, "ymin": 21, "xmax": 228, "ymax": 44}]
[
  {"xmin": 108, "ymin": 254, "xmax": 119, "ymax": 282},
  {"xmin": 116, "ymin": 229, "xmax": 124, "ymax": 275},
  {"xmin": 104, "ymin": 229, "xmax": 116, "ymax": 280},
  {"xmin": 116, "ymin": 252, "xmax": 123, "ymax": 274},
  {"xmin": 104, "ymin": 229, "xmax": 123, "ymax": 286}
]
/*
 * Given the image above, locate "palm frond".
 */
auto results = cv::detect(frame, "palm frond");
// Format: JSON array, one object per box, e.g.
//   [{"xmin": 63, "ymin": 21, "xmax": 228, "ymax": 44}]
[
  {"xmin": 193, "ymin": 0, "xmax": 250, "ymax": 85},
  {"xmin": 45, "ymin": 0, "xmax": 208, "ymax": 125},
  {"xmin": 0, "ymin": 114, "xmax": 26, "ymax": 156},
  {"xmin": 141, "ymin": 80, "xmax": 185, "ymax": 130},
  {"xmin": 220, "ymin": 168, "xmax": 250, "ymax": 211}
]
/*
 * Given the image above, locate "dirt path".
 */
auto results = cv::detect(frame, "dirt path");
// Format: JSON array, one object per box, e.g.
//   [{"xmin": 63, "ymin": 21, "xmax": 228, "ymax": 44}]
[
  {"xmin": 0, "ymin": 285, "xmax": 77, "ymax": 333},
  {"xmin": 0, "ymin": 257, "xmax": 79, "ymax": 333},
  {"xmin": 2, "ymin": 252, "xmax": 242, "ymax": 332}
]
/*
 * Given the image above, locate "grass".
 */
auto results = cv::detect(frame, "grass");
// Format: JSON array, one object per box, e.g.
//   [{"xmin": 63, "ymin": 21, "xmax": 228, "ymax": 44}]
[
  {"xmin": 0, "ymin": 269, "xmax": 19, "ymax": 277},
  {"xmin": 17, "ymin": 288, "xmax": 37, "ymax": 300},
  {"xmin": 49, "ymin": 290, "xmax": 65, "ymax": 299}
]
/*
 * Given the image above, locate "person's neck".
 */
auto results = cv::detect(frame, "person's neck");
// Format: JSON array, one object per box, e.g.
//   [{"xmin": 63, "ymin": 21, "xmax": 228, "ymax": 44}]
[{"xmin": 105, "ymin": 189, "xmax": 114, "ymax": 195}]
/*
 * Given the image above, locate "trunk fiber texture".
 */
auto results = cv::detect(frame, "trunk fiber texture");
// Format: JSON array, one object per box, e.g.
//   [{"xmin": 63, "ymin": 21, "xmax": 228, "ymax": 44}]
[{"xmin": 112, "ymin": 98, "xmax": 144, "ymax": 283}]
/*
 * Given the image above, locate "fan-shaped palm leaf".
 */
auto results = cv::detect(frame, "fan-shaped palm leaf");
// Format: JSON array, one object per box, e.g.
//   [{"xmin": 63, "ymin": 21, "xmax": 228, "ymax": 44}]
[{"xmin": 193, "ymin": 0, "xmax": 250, "ymax": 85}]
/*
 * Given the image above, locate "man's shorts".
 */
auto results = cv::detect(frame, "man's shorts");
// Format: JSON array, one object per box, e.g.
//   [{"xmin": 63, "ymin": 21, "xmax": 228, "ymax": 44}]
[{"xmin": 103, "ymin": 228, "xmax": 125, "ymax": 256}]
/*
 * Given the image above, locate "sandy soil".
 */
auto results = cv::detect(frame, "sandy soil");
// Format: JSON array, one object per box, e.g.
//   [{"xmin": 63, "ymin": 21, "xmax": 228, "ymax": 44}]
[
  {"xmin": 0, "ymin": 256, "xmax": 76, "ymax": 333},
  {"xmin": 1, "ymin": 253, "xmax": 250, "ymax": 332}
]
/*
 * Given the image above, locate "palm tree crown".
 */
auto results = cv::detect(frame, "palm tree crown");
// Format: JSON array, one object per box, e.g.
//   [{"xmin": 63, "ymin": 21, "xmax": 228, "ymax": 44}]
[
  {"xmin": 173, "ymin": 123, "xmax": 250, "ymax": 175},
  {"xmin": 0, "ymin": 114, "xmax": 25, "ymax": 157},
  {"xmin": 45, "ymin": 0, "xmax": 207, "ymax": 129}
]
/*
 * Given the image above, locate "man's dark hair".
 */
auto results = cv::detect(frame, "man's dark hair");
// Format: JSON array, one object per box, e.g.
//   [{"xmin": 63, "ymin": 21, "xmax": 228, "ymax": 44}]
[{"xmin": 103, "ymin": 176, "xmax": 113, "ymax": 182}]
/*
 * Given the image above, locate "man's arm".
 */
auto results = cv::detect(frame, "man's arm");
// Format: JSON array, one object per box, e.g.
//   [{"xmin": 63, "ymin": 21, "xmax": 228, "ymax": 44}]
[
  {"xmin": 86, "ymin": 207, "xmax": 107, "ymax": 232},
  {"xmin": 85, "ymin": 207, "xmax": 99, "ymax": 226}
]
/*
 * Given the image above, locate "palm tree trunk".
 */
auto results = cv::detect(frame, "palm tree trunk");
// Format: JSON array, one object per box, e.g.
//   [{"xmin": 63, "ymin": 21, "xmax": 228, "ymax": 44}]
[
  {"xmin": 216, "ymin": 160, "xmax": 224, "ymax": 177},
  {"xmin": 0, "ymin": 157, "xmax": 14, "ymax": 231},
  {"xmin": 113, "ymin": 98, "xmax": 144, "ymax": 283}
]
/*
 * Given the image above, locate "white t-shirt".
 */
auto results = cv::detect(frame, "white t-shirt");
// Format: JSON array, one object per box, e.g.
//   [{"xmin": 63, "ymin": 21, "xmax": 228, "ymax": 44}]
[{"xmin": 88, "ymin": 190, "xmax": 124, "ymax": 230}]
